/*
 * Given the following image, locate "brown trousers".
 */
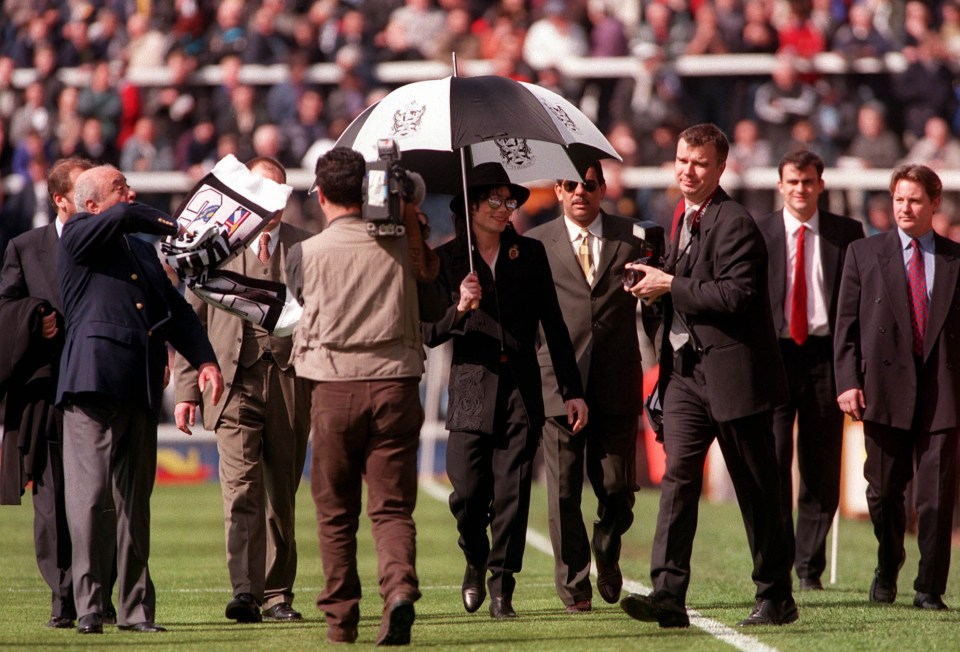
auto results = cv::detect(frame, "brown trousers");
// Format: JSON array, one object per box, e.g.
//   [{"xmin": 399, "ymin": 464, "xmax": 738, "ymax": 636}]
[{"xmin": 309, "ymin": 379, "xmax": 423, "ymax": 634}]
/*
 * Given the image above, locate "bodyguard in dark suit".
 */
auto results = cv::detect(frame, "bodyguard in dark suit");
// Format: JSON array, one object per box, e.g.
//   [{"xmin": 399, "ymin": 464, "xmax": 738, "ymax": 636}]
[
  {"xmin": 423, "ymin": 163, "xmax": 587, "ymax": 619},
  {"xmin": 620, "ymin": 124, "xmax": 797, "ymax": 628},
  {"xmin": 756, "ymin": 150, "xmax": 864, "ymax": 590},
  {"xmin": 835, "ymin": 164, "xmax": 960, "ymax": 611},
  {"xmin": 0, "ymin": 157, "xmax": 118, "ymax": 629},
  {"xmin": 57, "ymin": 165, "xmax": 223, "ymax": 634},
  {"xmin": 525, "ymin": 162, "xmax": 644, "ymax": 612}
]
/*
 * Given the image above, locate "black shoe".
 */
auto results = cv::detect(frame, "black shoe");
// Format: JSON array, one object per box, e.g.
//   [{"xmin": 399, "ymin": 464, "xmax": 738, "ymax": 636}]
[
  {"xmin": 914, "ymin": 592, "xmax": 949, "ymax": 610},
  {"xmin": 620, "ymin": 591, "xmax": 690, "ymax": 628},
  {"xmin": 489, "ymin": 596, "xmax": 518, "ymax": 619},
  {"xmin": 102, "ymin": 605, "xmax": 117, "ymax": 625},
  {"xmin": 226, "ymin": 593, "xmax": 262, "ymax": 623},
  {"xmin": 263, "ymin": 602, "xmax": 303, "ymax": 621},
  {"xmin": 869, "ymin": 569, "xmax": 898, "ymax": 604},
  {"xmin": 799, "ymin": 577, "xmax": 824, "ymax": 591},
  {"xmin": 118, "ymin": 622, "xmax": 167, "ymax": 632},
  {"xmin": 376, "ymin": 599, "xmax": 415, "ymax": 646},
  {"xmin": 461, "ymin": 563, "xmax": 486, "ymax": 613},
  {"xmin": 47, "ymin": 615, "xmax": 75, "ymax": 629},
  {"xmin": 596, "ymin": 562, "xmax": 623, "ymax": 604},
  {"xmin": 76, "ymin": 613, "xmax": 103, "ymax": 635},
  {"xmin": 737, "ymin": 597, "xmax": 799, "ymax": 626}
]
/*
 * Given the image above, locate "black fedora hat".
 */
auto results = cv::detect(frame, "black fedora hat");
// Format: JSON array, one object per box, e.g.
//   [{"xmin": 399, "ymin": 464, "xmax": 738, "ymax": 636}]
[{"xmin": 450, "ymin": 163, "xmax": 531, "ymax": 215}]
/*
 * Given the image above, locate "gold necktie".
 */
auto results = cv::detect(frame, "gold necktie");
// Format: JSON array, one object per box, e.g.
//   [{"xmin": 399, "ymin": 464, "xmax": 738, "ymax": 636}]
[
  {"xmin": 578, "ymin": 228, "xmax": 593, "ymax": 283},
  {"xmin": 258, "ymin": 232, "xmax": 271, "ymax": 264}
]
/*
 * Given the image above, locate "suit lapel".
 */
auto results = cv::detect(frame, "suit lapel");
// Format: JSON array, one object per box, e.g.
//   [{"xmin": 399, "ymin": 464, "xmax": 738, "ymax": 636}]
[
  {"xmin": 924, "ymin": 234, "xmax": 960, "ymax": 359},
  {"xmin": 765, "ymin": 211, "xmax": 787, "ymax": 316},
  {"xmin": 683, "ymin": 191, "xmax": 725, "ymax": 275},
  {"xmin": 818, "ymin": 213, "xmax": 844, "ymax": 319},
  {"xmin": 39, "ymin": 223, "xmax": 60, "ymax": 303},
  {"xmin": 594, "ymin": 212, "xmax": 621, "ymax": 286},
  {"xmin": 877, "ymin": 230, "xmax": 914, "ymax": 347}
]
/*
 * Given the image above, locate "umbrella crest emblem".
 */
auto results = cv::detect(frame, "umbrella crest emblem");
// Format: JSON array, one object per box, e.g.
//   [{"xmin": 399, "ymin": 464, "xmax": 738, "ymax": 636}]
[
  {"xmin": 544, "ymin": 102, "xmax": 582, "ymax": 135},
  {"xmin": 494, "ymin": 137, "xmax": 536, "ymax": 169},
  {"xmin": 391, "ymin": 101, "xmax": 427, "ymax": 137}
]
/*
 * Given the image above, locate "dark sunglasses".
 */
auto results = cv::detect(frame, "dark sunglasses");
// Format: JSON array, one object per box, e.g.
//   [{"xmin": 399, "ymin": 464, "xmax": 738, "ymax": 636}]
[
  {"xmin": 561, "ymin": 180, "xmax": 600, "ymax": 193},
  {"xmin": 486, "ymin": 196, "xmax": 519, "ymax": 211}
]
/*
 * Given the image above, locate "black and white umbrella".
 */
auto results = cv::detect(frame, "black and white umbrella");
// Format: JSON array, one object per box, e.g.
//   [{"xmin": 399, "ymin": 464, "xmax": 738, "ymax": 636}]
[{"xmin": 335, "ymin": 75, "xmax": 621, "ymax": 195}]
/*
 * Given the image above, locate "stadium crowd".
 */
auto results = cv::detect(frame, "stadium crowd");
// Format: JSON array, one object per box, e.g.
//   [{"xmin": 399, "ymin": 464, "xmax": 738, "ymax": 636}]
[{"xmin": 2, "ymin": 0, "xmax": 960, "ymax": 246}]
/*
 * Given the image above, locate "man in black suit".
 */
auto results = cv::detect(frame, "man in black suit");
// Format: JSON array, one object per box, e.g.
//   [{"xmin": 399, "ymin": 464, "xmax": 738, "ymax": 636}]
[
  {"xmin": 525, "ymin": 162, "xmax": 644, "ymax": 612},
  {"xmin": 620, "ymin": 123, "xmax": 797, "ymax": 628},
  {"xmin": 756, "ymin": 150, "xmax": 864, "ymax": 591},
  {"xmin": 835, "ymin": 164, "xmax": 960, "ymax": 611},
  {"xmin": 423, "ymin": 163, "xmax": 587, "ymax": 620},
  {"xmin": 0, "ymin": 157, "xmax": 119, "ymax": 629},
  {"xmin": 57, "ymin": 165, "xmax": 223, "ymax": 634}
]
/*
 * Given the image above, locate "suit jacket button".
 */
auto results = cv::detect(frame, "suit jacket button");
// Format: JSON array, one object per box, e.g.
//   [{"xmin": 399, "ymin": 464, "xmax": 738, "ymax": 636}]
[
  {"xmin": 131, "ymin": 273, "xmax": 139, "ymax": 281},
  {"xmin": 147, "ymin": 330, "xmax": 153, "ymax": 337},
  {"xmin": 883, "ymin": 359, "xmax": 891, "ymax": 366},
  {"xmin": 136, "ymin": 302, "xmax": 144, "ymax": 310},
  {"xmin": 875, "ymin": 297, "xmax": 881, "ymax": 303},
  {"xmin": 879, "ymin": 327, "xmax": 886, "ymax": 333}
]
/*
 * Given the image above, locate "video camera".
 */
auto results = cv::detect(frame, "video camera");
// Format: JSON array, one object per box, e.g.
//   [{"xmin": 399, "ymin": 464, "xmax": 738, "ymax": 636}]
[
  {"xmin": 362, "ymin": 139, "xmax": 417, "ymax": 237},
  {"xmin": 621, "ymin": 220, "xmax": 667, "ymax": 287}
]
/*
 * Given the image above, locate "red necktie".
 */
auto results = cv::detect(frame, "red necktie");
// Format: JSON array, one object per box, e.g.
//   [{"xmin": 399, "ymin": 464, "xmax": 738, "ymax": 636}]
[
  {"xmin": 258, "ymin": 232, "xmax": 271, "ymax": 264},
  {"xmin": 789, "ymin": 225, "xmax": 808, "ymax": 345},
  {"xmin": 907, "ymin": 238, "xmax": 928, "ymax": 356}
]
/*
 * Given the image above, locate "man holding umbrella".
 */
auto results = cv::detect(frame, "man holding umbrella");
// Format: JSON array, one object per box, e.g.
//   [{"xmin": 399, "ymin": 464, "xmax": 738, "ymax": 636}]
[{"xmin": 423, "ymin": 163, "xmax": 588, "ymax": 619}]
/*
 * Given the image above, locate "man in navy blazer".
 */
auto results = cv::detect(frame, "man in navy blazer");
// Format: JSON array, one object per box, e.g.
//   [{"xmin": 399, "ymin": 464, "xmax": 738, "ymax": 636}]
[
  {"xmin": 756, "ymin": 150, "xmax": 864, "ymax": 591},
  {"xmin": 620, "ymin": 124, "xmax": 796, "ymax": 628},
  {"xmin": 57, "ymin": 165, "xmax": 223, "ymax": 634},
  {"xmin": 835, "ymin": 164, "xmax": 960, "ymax": 611}
]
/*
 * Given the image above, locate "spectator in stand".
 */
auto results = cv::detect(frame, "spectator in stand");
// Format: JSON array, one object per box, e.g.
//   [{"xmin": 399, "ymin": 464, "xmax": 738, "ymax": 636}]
[
  {"xmin": 250, "ymin": 124, "xmax": 291, "ymax": 168},
  {"xmin": 739, "ymin": 0, "xmax": 779, "ymax": 53},
  {"xmin": 32, "ymin": 44, "xmax": 63, "ymax": 114},
  {"xmin": 215, "ymin": 85, "xmax": 267, "ymax": 164},
  {"xmin": 901, "ymin": 116, "xmax": 960, "ymax": 170},
  {"xmin": 74, "ymin": 117, "xmax": 119, "ymax": 167},
  {"xmin": 809, "ymin": 78, "xmax": 859, "ymax": 164},
  {"xmin": 777, "ymin": 0, "xmax": 826, "ymax": 62},
  {"xmin": 145, "ymin": 48, "xmax": 207, "ymax": 150},
  {"xmin": 379, "ymin": 0, "xmax": 447, "ymax": 61},
  {"xmin": 288, "ymin": 16, "xmax": 321, "ymax": 64},
  {"xmin": 522, "ymin": 0, "xmax": 588, "ymax": 72},
  {"xmin": 634, "ymin": 1, "xmax": 694, "ymax": 61},
  {"xmin": 120, "ymin": 117, "xmax": 175, "ymax": 174},
  {"xmin": 77, "ymin": 62, "xmax": 122, "ymax": 146},
  {"xmin": 940, "ymin": 0, "xmax": 960, "ymax": 57},
  {"xmin": 205, "ymin": 0, "xmax": 249, "ymax": 65},
  {"xmin": 0, "ymin": 57, "xmax": 18, "ymax": 124},
  {"xmin": 727, "ymin": 117, "xmax": 774, "ymax": 217},
  {"xmin": 683, "ymin": 1, "xmax": 735, "ymax": 134},
  {"xmin": 91, "ymin": 7, "xmax": 126, "ymax": 64},
  {"xmin": 0, "ymin": 119, "xmax": 13, "ymax": 177},
  {"xmin": 10, "ymin": 82, "xmax": 52, "ymax": 145},
  {"xmin": 54, "ymin": 87, "xmax": 84, "ymax": 160},
  {"xmin": 11, "ymin": 130, "xmax": 53, "ymax": 180},
  {"xmin": 244, "ymin": 5, "xmax": 290, "ymax": 65},
  {"xmin": 489, "ymin": 29, "xmax": 535, "ymax": 83},
  {"xmin": 282, "ymin": 89, "xmax": 328, "ymax": 167},
  {"xmin": 892, "ymin": 35, "xmax": 958, "ymax": 144},
  {"xmin": 753, "ymin": 56, "xmax": 818, "ymax": 154},
  {"xmin": 58, "ymin": 19, "xmax": 106, "ymax": 68},
  {"xmin": 713, "ymin": 0, "xmax": 746, "ymax": 50},
  {"xmin": 433, "ymin": 7, "xmax": 482, "ymax": 61},
  {"xmin": 267, "ymin": 51, "xmax": 313, "ymax": 126},
  {"xmin": 841, "ymin": 101, "xmax": 902, "ymax": 222},
  {"xmin": 901, "ymin": 0, "xmax": 932, "ymax": 48},
  {"xmin": 1, "ymin": 155, "xmax": 52, "ymax": 244},
  {"xmin": 176, "ymin": 118, "xmax": 219, "ymax": 179},
  {"xmin": 618, "ymin": 43, "xmax": 685, "ymax": 138},
  {"xmin": 210, "ymin": 55, "xmax": 244, "ymax": 131},
  {"xmin": 326, "ymin": 9, "xmax": 376, "ymax": 66},
  {"xmin": 831, "ymin": 2, "xmax": 893, "ymax": 58},
  {"xmin": 124, "ymin": 13, "xmax": 167, "ymax": 70},
  {"xmin": 8, "ymin": 15, "xmax": 52, "ymax": 68},
  {"xmin": 475, "ymin": 0, "xmax": 529, "ymax": 61}
]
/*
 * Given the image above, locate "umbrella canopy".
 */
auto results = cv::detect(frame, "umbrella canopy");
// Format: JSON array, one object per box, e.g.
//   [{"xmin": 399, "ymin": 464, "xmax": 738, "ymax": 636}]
[{"xmin": 335, "ymin": 75, "xmax": 621, "ymax": 194}]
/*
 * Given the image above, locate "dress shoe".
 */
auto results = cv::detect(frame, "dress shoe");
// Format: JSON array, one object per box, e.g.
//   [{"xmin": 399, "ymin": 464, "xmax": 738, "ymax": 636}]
[
  {"xmin": 461, "ymin": 563, "xmax": 486, "ymax": 613},
  {"xmin": 799, "ymin": 577, "xmax": 824, "ymax": 591},
  {"xmin": 489, "ymin": 596, "xmax": 518, "ymax": 619},
  {"xmin": 565, "ymin": 600, "xmax": 592, "ymax": 613},
  {"xmin": 913, "ymin": 592, "xmax": 949, "ymax": 610},
  {"xmin": 76, "ymin": 613, "xmax": 103, "ymax": 634},
  {"xmin": 596, "ymin": 563, "xmax": 624, "ymax": 604},
  {"xmin": 620, "ymin": 591, "xmax": 689, "ymax": 628},
  {"xmin": 737, "ymin": 596, "xmax": 799, "ymax": 626},
  {"xmin": 118, "ymin": 622, "xmax": 167, "ymax": 632},
  {"xmin": 263, "ymin": 602, "xmax": 303, "ymax": 621},
  {"xmin": 327, "ymin": 625, "xmax": 359, "ymax": 644},
  {"xmin": 225, "ymin": 592, "xmax": 262, "ymax": 623},
  {"xmin": 376, "ymin": 598, "xmax": 415, "ymax": 646},
  {"xmin": 869, "ymin": 569, "xmax": 898, "ymax": 604},
  {"xmin": 47, "ymin": 615, "xmax": 75, "ymax": 629},
  {"xmin": 102, "ymin": 605, "xmax": 117, "ymax": 625}
]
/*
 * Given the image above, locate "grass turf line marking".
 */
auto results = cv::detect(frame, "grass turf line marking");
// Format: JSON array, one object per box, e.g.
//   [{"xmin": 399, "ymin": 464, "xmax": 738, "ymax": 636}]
[{"xmin": 421, "ymin": 478, "xmax": 778, "ymax": 652}]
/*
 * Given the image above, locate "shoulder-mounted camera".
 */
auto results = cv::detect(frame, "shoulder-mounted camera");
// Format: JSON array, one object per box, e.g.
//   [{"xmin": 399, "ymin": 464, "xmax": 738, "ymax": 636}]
[{"xmin": 362, "ymin": 138, "xmax": 416, "ymax": 237}]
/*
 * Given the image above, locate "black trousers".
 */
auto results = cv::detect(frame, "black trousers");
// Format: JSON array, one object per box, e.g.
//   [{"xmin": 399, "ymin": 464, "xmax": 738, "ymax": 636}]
[
  {"xmin": 651, "ymin": 364, "xmax": 792, "ymax": 604},
  {"xmin": 446, "ymin": 376, "xmax": 539, "ymax": 599},
  {"xmin": 773, "ymin": 336, "xmax": 844, "ymax": 581},
  {"xmin": 863, "ymin": 421, "xmax": 959, "ymax": 595}
]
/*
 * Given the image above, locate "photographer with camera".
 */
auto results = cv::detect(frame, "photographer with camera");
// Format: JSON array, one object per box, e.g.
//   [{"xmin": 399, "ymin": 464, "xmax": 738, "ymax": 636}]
[
  {"xmin": 524, "ymin": 162, "xmax": 647, "ymax": 613},
  {"xmin": 423, "ymin": 163, "xmax": 587, "ymax": 620},
  {"xmin": 620, "ymin": 124, "xmax": 796, "ymax": 628},
  {"xmin": 285, "ymin": 147, "xmax": 439, "ymax": 646}
]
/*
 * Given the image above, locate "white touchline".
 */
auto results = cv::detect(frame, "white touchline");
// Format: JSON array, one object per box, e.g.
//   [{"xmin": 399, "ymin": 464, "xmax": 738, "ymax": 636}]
[{"xmin": 420, "ymin": 478, "xmax": 779, "ymax": 652}]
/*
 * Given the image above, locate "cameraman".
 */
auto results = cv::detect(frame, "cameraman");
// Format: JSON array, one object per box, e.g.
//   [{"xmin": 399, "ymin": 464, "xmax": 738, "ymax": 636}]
[{"xmin": 285, "ymin": 147, "xmax": 435, "ymax": 646}]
